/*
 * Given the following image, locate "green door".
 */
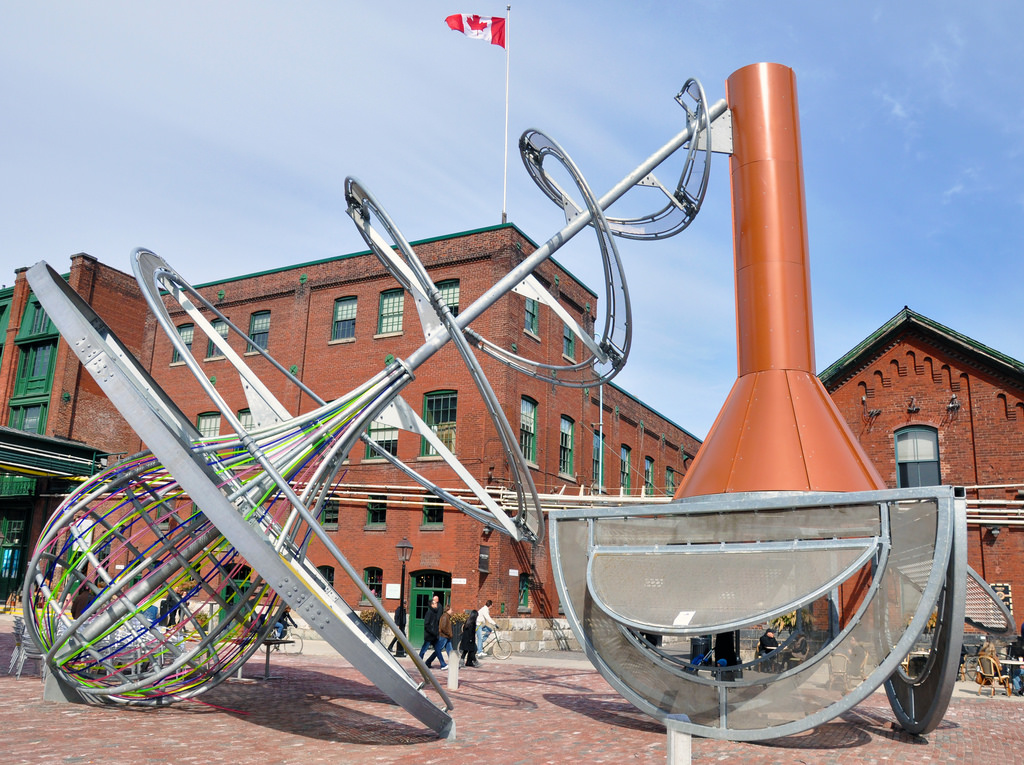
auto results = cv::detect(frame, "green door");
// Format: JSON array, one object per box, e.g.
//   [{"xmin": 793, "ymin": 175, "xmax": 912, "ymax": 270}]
[{"xmin": 407, "ymin": 570, "xmax": 450, "ymax": 647}]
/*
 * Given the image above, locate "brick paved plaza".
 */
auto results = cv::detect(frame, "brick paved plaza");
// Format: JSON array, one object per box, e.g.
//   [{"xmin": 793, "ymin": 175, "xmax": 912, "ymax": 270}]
[{"xmin": 3, "ymin": 621, "xmax": 1022, "ymax": 765}]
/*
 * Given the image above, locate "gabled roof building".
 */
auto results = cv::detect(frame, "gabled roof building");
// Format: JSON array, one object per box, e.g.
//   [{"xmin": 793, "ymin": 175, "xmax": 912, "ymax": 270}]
[{"xmin": 821, "ymin": 307, "xmax": 1024, "ymax": 620}]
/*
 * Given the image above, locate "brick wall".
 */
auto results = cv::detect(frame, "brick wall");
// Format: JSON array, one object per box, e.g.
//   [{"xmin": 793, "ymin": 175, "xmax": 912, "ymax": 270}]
[
  {"xmin": 139, "ymin": 224, "xmax": 701, "ymax": 621},
  {"xmin": 825, "ymin": 324, "xmax": 1024, "ymax": 625}
]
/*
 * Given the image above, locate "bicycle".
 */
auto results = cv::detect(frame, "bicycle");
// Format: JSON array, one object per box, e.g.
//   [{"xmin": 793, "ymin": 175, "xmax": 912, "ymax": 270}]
[
  {"xmin": 480, "ymin": 628, "xmax": 512, "ymax": 660},
  {"xmin": 270, "ymin": 624, "xmax": 304, "ymax": 655},
  {"xmin": 961, "ymin": 645, "xmax": 980, "ymax": 682}
]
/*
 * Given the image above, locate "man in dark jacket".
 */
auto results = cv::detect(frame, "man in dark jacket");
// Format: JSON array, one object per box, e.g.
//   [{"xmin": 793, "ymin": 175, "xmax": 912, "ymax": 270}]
[{"xmin": 419, "ymin": 595, "xmax": 443, "ymax": 667}]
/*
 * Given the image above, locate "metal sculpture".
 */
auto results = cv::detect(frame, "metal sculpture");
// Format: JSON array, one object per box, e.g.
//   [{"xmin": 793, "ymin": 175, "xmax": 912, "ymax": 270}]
[
  {"xmin": 21, "ymin": 69, "xmax": 722, "ymax": 738},
  {"xmin": 23, "ymin": 60, "xmax": 1012, "ymax": 745},
  {"xmin": 548, "ymin": 63, "xmax": 1013, "ymax": 743}
]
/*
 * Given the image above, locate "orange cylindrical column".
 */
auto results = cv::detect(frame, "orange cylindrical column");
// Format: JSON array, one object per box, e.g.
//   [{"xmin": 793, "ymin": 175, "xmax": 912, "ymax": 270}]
[
  {"xmin": 674, "ymin": 63, "xmax": 884, "ymax": 498},
  {"xmin": 729, "ymin": 63, "xmax": 815, "ymax": 376}
]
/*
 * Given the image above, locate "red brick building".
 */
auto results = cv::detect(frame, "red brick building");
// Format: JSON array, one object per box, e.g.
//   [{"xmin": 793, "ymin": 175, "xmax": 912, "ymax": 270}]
[
  {"xmin": 6, "ymin": 240, "xmax": 1020, "ymax": 642},
  {"xmin": 137, "ymin": 223, "xmax": 700, "ymax": 642},
  {"xmin": 0, "ymin": 255, "xmax": 146, "ymax": 602},
  {"xmin": 820, "ymin": 308, "xmax": 1024, "ymax": 623}
]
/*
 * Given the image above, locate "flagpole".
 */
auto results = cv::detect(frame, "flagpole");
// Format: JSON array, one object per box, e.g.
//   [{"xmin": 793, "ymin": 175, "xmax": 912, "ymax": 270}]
[{"xmin": 502, "ymin": 5, "xmax": 510, "ymax": 224}]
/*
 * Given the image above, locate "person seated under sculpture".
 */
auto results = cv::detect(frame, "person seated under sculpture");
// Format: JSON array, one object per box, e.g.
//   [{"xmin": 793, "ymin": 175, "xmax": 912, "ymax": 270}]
[
  {"xmin": 755, "ymin": 628, "xmax": 778, "ymax": 663},
  {"xmin": 786, "ymin": 632, "xmax": 810, "ymax": 668},
  {"xmin": 714, "ymin": 632, "xmax": 740, "ymax": 681}
]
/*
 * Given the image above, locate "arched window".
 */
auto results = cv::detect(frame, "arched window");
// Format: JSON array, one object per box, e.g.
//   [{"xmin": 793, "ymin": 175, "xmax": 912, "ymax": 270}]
[
  {"xmin": 895, "ymin": 426, "xmax": 940, "ymax": 487},
  {"xmin": 206, "ymin": 319, "xmax": 229, "ymax": 358},
  {"xmin": 363, "ymin": 567, "xmax": 383, "ymax": 598},
  {"xmin": 643, "ymin": 456, "xmax": 655, "ymax": 496},
  {"xmin": 377, "ymin": 289, "xmax": 404, "ymax": 334},
  {"xmin": 172, "ymin": 323, "xmax": 193, "ymax": 363},
  {"xmin": 436, "ymin": 279, "xmax": 460, "ymax": 316},
  {"xmin": 558, "ymin": 416, "xmax": 574, "ymax": 476},
  {"xmin": 318, "ymin": 565, "xmax": 336, "ymax": 590},
  {"xmin": 422, "ymin": 390, "xmax": 457, "ymax": 455},
  {"xmin": 620, "ymin": 445, "xmax": 632, "ymax": 493},
  {"xmin": 247, "ymin": 311, "xmax": 270, "ymax": 351},
  {"xmin": 520, "ymin": 397, "xmax": 538, "ymax": 462},
  {"xmin": 196, "ymin": 412, "xmax": 220, "ymax": 438}
]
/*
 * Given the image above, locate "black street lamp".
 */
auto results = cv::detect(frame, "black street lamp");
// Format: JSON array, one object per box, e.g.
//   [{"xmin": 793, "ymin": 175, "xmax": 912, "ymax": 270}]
[{"xmin": 394, "ymin": 537, "xmax": 413, "ymax": 657}]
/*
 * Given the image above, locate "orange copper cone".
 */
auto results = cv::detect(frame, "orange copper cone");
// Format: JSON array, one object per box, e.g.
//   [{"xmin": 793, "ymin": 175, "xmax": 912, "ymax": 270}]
[{"xmin": 676, "ymin": 63, "xmax": 883, "ymax": 498}]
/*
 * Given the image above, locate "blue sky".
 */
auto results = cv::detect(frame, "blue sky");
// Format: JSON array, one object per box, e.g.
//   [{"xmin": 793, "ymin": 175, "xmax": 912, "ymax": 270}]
[{"xmin": 2, "ymin": 2, "xmax": 1022, "ymax": 438}]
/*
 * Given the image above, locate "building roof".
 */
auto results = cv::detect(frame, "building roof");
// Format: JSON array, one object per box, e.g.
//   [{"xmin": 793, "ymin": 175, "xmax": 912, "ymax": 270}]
[
  {"xmin": 188, "ymin": 222, "xmax": 599, "ymax": 301},
  {"xmin": 0, "ymin": 425, "xmax": 106, "ymax": 479},
  {"xmin": 605, "ymin": 380, "xmax": 702, "ymax": 450},
  {"xmin": 819, "ymin": 307, "xmax": 1024, "ymax": 390}
]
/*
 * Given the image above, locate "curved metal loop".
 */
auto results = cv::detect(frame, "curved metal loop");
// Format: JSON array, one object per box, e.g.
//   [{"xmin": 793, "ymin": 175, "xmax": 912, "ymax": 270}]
[
  {"xmin": 604, "ymin": 78, "xmax": 712, "ymax": 240},
  {"xmin": 525, "ymin": 79, "xmax": 712, "ymax": 242},
  {"xmin": 474, "ymin": 128, "xmax": 630, "ymax": 389},
  {"xmin": 344, "ymin": 178, "xmax": 544, "ymax": 543}
]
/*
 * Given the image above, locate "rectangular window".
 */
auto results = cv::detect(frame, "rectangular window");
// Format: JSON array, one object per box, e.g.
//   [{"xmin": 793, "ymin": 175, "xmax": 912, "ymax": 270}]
[
  {"xmin": 366, "ymin": 495, "xmax": 387, "ymax": 526},
  {"xmin": 559, "ymin": 416, "xmax": 574, "ymax": 475},
  {"xmin": 172, "ymin": 324, "xmax": 193, "ymax": 363},
  {"xmin": 665, "ymin": 467, "xmax": 676, "ymax": 495},
  {"xmin": 644, "ymin": 456, "xmax": 655, "ymax": 496},
  {"xmin": 14, "ymin": 342, "xmax": 55, "ymax": 397},
  {"xmin": 592, "ymin": 432, "xmax": 605, "ymax": 492},
  {"xmin": 248, "ymin": 311, "xmax": 270, "ymax": 351},
  {"xmin": 422, "ymin": 498, "xmax": 444, "ymax": 526},
  {"xmin": 196, "ymin": 412, "xmax": 221, "ymax": 438},
  {"xmin": 620, "ymin": 445, "xmax": 631, "ymax": 493},
  {"xmin": 9, "ymin": 403, "xmax": 45, "ymax": 434},
  {"xmin": 332, "ymin": 296, "xmax": 357, "ymax": 340},
  {"xmin": 520, "ymin": 397, "xmax": 538, "ymax": 463},
  {"xmin": 30, "ymin": 303, "xmax": 51, "ymax": 335},
  {"xmin": 0, "ymin": 304, "xmax": 7, "ymax": 367},
  {"xmin": 206, "ymin": 319, "xmax": 229, "ymax": 358},
  {"xmin": 238, "ymin": 409, "xmax": 254, "ymax": 430},
  {"xmin": 436, "ymin": 279, "xmax": 460, "ymax": 317},
  {"xmin": 562, "ymin": 324, "xmax": 575, "ymax": 359},
  {"xmin": 377, "ymin": 289, "xmax": 404, "ymax": 334},
  {"xmin": 365, "ymin": 421, "xmax": 399, "ymax": 458},
  {"xmin": 422, "ymin": 390, "xmax": 457, "ymax": 456},
  {"xmin": 322, "ymin": 499, "xmax": 339, "ymax": 530},
  {"xmin": 524, "ymin": 297, "xmax": 539, "ymax": 335}
]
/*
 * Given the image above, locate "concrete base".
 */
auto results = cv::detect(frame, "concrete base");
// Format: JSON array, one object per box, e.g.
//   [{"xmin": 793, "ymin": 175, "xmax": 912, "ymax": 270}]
[
  {"xmin": 447, "ymin": 659, "xmax": 459, "ymax": 690},
  {"xmin": 43, "ymin": 668, "xmax": 89, "ymax": 705},
  {"xmin": 665, "ymin": 719, "xmax": 692, "ymax": 765}
]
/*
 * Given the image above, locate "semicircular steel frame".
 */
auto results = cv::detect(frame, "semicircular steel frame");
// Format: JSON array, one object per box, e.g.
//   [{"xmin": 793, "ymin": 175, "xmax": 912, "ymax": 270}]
[
  {"xmin": 964, "ymin": 564, "xmax": 1017, "ymax": 637},
  {"xmin": 549, "ymin": 486, "xmax": 962, "ymax": 741},
  {"xmin": 884, "ymin": 496, "xmax": 966, "ymax": 735},
  {"xmin": 586, "ymin": 537, "xmax": 881, "ymax": 636}
]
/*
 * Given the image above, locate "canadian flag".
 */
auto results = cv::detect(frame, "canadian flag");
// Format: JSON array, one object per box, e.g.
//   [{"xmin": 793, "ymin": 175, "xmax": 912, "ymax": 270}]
[{"xmin": 445, "ymin": 14, "xmax": 506, "ymax": 48}]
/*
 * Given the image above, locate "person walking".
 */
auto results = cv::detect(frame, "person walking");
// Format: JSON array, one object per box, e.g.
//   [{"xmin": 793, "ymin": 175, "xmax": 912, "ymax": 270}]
[
  {"xmin": 460, "ymin": 609, "xmax": 479, "ymax": 667},
  {"xmin": 420, "ymin": 595, "xmax": 445, "ymax": 669},
  {"xmin": 387, "ymin": 603, "xmax": 407, "ymax": 655},
  {"xmin": 427, "ymin": 603, "xmax": 453, "ymax": 668}
]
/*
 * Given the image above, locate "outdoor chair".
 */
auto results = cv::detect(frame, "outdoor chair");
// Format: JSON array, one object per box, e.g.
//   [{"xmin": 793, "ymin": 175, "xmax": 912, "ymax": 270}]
[
  {"xmin": 7, "ymin": 617, "xmax": 24, "ymax": 674},
  {"xmin": 12, "ymin": 622, "xmax": 44, "ymax": 679},
  {"xmin": 828, "ymin": 653, "xmax": 849, "ymax": 691},
  {"xmin": 976, "ymin": 655, "xmax": 1012, "ymax": 697}
]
